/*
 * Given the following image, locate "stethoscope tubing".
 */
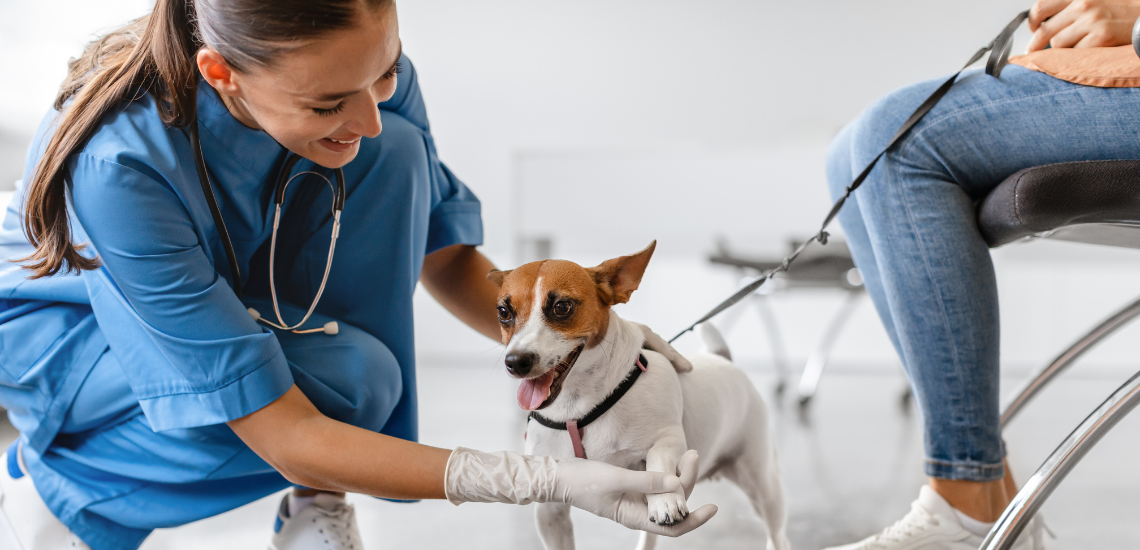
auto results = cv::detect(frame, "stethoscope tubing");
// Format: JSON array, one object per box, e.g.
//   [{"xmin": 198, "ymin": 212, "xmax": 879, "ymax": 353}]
[
  {"xmin": 189, "ymin": 116, "xmax": 346, "ymax": 334},
  {"xmin": 265, "ymin": 172, "xmax": 342, "ymax": 332}
]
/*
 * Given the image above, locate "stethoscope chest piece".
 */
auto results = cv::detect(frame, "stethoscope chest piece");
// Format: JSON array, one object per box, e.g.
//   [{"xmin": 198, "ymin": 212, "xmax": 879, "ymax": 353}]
[{"xmin": 248, "ymin": 307, "xmax": 339, "ymax": 335}]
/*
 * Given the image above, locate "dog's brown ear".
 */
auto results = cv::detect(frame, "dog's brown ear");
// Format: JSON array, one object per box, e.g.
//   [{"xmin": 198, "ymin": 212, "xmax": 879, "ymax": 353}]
[
  {"xmin": 487, "ymin": 269, "xmax": 511, "ymax": 288},
  {"xmin": 589, "ymin": 241, "xmax": 656, "ymax": 305}
]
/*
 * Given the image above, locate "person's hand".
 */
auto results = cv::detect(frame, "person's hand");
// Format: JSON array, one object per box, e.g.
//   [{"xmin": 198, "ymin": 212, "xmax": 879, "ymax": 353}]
[
  {"xmin": 555, "ymin": 449, "xmax": 716, "ymax": 535},
  {"xmin": 1027, "ymin": 0, "xmax": 1140, "ymax": 52},
  {"xmin": 445, "ymin": 447, "xmax": 717, "ymax": 536},
  {"xmin": 631, "ymin": 321, "xmax": 694, "ymax": 373}
]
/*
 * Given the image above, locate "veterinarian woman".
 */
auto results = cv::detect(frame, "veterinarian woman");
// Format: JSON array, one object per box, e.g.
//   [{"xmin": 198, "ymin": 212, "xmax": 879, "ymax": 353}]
[
  {"xmin": 0, "ymin": 2, "xmax": 716, "ymax": 549},
  {"xmin": 822, "ymin": 1, "xmax": 1140, "ymax": 549}
]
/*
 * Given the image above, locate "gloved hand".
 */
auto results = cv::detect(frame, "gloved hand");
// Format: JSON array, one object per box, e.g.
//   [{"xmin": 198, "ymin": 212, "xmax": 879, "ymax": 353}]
[
  {"xmin": 445, "ymin": 447, "xmax": 716, "ymax": 537},
  {"xmin": 631, "ymin": 321, "xmax": 693, "ymax": 373}
]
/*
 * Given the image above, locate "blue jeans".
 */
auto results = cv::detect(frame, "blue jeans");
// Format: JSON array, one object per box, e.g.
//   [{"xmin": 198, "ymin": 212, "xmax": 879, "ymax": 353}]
[{"xmin": 826, "ymin": 65, "xmax": 1140, "ymax": 482}]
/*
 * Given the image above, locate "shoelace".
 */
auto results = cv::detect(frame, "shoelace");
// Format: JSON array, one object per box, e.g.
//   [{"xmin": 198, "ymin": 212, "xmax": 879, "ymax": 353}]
[
  {"xmin": 863, "ymin": 503, "xmax": 940, "ymax": 550},
  {"xmin": 312, "ymin": 503, "xmax": 362, "ymax": 550}
]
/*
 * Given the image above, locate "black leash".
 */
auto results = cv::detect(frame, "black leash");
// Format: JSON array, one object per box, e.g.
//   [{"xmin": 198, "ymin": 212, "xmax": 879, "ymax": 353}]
[
  {"xmin": 670, "ymin": 10, "xmax": 1029, "ymax": 344},
  {"xmin": 529, "ymin": 353, "xmax": 648, "ymax": 459}
]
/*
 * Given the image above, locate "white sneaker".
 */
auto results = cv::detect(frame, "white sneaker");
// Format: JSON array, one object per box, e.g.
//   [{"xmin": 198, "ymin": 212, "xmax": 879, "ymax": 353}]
[
  {"xmin": 269, "ymin": 493, "xmax": 364, "ymax": 550},
  {"xmin": 1, "ymin": 443, "xmax": 91, "ymax": 550},
  {"xmin": 823, "ymin": 485, "xmax": 1047, "ymax": 550}
]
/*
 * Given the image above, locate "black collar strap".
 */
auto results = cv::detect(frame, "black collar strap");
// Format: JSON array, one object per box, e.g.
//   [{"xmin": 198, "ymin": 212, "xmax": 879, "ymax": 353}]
[{"xmin": 529, "ymin": 354, "xmax": 647, "ymax": 460}]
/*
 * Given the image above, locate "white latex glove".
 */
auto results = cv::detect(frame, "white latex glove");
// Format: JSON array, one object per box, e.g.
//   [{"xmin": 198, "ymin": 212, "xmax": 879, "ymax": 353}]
[
  {"xmin": 631, "ymin": 321, "xmax": 693, "ymax": 373},
  {"xmin": 445, "ymin": 448, "xmax": 717, "ymax": 537}
]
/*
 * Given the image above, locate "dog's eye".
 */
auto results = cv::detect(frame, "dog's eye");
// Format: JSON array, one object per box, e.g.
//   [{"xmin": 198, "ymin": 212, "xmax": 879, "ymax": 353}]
[
  {"xmin": 553, "ymin": 301, "xmax": 573, "ymax": 316},
  {"xmin": 496, "ymin": 306, "xmax": 513, "ymax": 322}
]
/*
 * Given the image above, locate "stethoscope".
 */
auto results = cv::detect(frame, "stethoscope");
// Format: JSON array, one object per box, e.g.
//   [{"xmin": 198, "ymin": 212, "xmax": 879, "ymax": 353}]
[{"xmin": 189, "ymin": 119, "xmax": 345, "ymax": 335}]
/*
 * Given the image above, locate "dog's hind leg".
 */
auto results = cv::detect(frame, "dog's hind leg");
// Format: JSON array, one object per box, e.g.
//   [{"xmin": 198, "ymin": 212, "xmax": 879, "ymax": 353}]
[
  {"xmin": 635, "ymin": 531, "xmax": 658, "ymax": 550},
  {"xmin": 725, "ymin": 436, "xmax": 791, "ymax": 550},
  {"xmin": 535, "ymin": 502, "xmax": 575, "ymax": 550}
]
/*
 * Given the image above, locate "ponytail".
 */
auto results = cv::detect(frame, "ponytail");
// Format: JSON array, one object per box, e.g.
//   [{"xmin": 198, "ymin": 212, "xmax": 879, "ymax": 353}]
[
  {"xmin": 19, "ymin": 0, "xmax": 393, "ymax": 278},
  {"xmin": 20, "ymin": 0, "xmax": 200, "ymax": 278}
]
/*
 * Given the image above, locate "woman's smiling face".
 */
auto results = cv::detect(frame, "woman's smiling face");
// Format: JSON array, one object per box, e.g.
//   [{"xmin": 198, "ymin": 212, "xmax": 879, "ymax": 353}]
[{"xmin": 197, "ymin": 2, "xmax": 401, "ymax": 169}]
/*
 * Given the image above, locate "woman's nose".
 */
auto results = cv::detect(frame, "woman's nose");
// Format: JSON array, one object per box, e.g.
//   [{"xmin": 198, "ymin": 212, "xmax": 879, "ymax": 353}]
[{"xmin": 348, "ymin": 101, "xmax": 383, "ymax": 139}]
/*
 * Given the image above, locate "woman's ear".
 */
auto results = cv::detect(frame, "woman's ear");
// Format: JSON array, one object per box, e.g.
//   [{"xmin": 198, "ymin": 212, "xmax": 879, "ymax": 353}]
[
  {"xmin": 487, "ymin": 269, "xmax": 511, "ymax": 288},
  {"xmin": 588, "ymin": 241, "xmax": 656, "ymax": 305},
  {"xmin": 197, "ymin": 49, "xmax": 238, "ymax": 95}
]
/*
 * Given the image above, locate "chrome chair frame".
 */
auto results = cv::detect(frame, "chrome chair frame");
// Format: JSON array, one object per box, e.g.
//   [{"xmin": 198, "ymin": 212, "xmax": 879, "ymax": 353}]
[
  {"xmin": 973, "ymin": 154, "xmax": 1140, "ymax": 547},
  {"xmin": 980, "ymin": 294, "xmax": 1140, "ymax": 550}
]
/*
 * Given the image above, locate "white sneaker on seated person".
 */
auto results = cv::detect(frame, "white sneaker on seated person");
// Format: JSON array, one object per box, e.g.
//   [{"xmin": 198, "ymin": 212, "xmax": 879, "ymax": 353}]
[
  {"xmin": 1, "ymin": 443, "xmax": 91, "ymax": 550},
  {"xmin": 269, "ymin": 492, "xmax": 364, "ymax": 550},
  {"xmin": 822, "ymin": 485, "xmax": 1050, "ymax": 550}
]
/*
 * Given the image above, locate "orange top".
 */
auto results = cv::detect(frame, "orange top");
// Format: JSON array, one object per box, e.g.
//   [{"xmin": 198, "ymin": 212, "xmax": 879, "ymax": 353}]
[{"xmin": 1009, "ymin": 45, "xmax": 1140, "ymax": 87}]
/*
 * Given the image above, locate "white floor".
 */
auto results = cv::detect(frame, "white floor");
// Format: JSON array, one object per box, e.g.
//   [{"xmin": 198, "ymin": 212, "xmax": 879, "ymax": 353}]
[{"xmin": 99, "ymin": 360, "xmax": 1140, "ymax": 550}]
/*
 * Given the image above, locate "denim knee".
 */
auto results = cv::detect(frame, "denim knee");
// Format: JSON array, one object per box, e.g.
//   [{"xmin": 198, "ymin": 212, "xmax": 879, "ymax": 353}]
[
  {"xmin": 825, "ymin": 121, "xmax": 857, "ymax": 201},
  {"xmin": 845, "ymin": 78, "xmax": 951, "ymax": 175}
]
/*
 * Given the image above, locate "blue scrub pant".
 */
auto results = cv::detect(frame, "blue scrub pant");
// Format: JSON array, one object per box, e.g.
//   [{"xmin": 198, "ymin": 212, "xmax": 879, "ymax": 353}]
[
  {"xmin": 22, "ymin": 300, "xmax": 402, "ymax": 549},
  {"xmin": 16, "ymin": 111, "xmax": 442, "ymax": 550}
]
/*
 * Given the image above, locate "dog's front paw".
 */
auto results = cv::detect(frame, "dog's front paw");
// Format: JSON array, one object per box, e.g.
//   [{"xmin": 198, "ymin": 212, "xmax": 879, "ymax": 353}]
[{"xmin": 646, "ymin": 489, "xmax": 689, "ymax": 526}]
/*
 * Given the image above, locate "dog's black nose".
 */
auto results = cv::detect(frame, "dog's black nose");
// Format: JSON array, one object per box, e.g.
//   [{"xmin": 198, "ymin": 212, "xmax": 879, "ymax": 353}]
[{"xmin": 505, "ymin": 351, "xmax": 538, "ymax": 377}]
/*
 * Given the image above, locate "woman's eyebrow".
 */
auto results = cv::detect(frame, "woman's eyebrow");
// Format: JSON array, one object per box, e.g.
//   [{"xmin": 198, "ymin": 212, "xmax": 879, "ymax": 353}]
[{"xmin": 309, "ymin": 44, "xmax": 403, "ymax": 102}]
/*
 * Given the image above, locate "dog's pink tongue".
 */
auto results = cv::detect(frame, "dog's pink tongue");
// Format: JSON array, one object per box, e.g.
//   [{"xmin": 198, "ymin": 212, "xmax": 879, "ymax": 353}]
[{"xmin": 518, "ymin": 370, "xmax": 556, "ymax": 411}]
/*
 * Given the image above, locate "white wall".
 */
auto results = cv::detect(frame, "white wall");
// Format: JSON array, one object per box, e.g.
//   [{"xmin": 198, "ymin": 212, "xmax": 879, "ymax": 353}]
[
  {"xmin": 398, "ymin": 1, "xmax": 1140, "ymax": 377},
  {"xmin": 1, "ymin": 0, "xmax": 1033, "ymax": 236},
  {"xmin": 6, "ymin": 1, "xmax": 1138, "ymax": 378},
  {"xmin": 396, "ymin": 0, "xmax": 1033, "ymax": 256},
  {"xmin": 0, "ymin": 0, "xmax": 154, "ymax": 187}
]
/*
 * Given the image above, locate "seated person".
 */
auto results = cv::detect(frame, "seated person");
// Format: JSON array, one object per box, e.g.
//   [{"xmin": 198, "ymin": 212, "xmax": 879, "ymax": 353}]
[{"xmin": 822, "ymin": 0, "xmax": 1140, "ymax": 548}]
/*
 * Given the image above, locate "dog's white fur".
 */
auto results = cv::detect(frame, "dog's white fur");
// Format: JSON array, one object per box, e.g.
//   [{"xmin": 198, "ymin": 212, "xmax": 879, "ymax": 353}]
[{"xmin": 518, "ymin": 310, "xmax": 791, "ymax": 550}]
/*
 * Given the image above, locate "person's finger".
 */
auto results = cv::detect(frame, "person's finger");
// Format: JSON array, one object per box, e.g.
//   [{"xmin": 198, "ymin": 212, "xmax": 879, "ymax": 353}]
[
  {"xmin": 1029, "ymin": 0, "xmax": 1071, "ymax": 31},
  {"xmin": 639, "ymin": 504, "xmax": 719, "ymax": 537},
  {"xmin": 660, "ymin": 343, "xmax": 693, "ymax": 373},
  {"xmin": 1048, "ymin": 15, "xmax": 1094, "ymax": 49},
  {"xmin": 1027, "ymin": 3, "xmax": 1082, "ymax": 51},
  {"xmin": 636, "ymin": 323, "xmax": 693, "ymax": 373},
  {"xmin": 1073, "ymin": 25, "xmax": 1114, "ymax": 48},
  {"xmin": 612, "ymin": 470, "xmax": 682, "ymax": 495},
  {"xmin": 677, "ymin": 450, "xmax": 700, "ymax": 499}
]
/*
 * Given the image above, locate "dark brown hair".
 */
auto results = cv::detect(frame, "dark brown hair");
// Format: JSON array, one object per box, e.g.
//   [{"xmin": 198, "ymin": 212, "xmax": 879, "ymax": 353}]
[{"xmin": 21, "ymin": 0, "xmax": 391, "ymax": 278}]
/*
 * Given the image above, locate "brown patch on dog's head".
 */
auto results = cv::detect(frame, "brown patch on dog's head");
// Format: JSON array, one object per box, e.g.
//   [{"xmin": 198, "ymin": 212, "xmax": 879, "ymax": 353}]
[
  {"xmin": 491, "ymin": 241, "xmax": 657, "ymax": 348},
  {"xmin": 491, "ymin": 260, "xmax": 609, "ymax": 347},
  {"xmin": 493, "ymin": 242, "xmax": 658, "ymax": 410}
]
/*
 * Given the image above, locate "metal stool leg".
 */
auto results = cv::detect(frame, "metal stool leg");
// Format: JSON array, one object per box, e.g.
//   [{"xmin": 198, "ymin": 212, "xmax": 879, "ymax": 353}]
[
  {"xmin": 797, "ymin": 290, "xmax": 863, "ymax": 406},
  {"xmin": 752, "ymin": 293, "xmax": 790, "ymax": 394},
  {"xmin": 982, "ymin": 368, "xmax": 1140, "ymax": 550},
  {"xmin": 1001, "ymin": 294, "xmax": 1140, "ymax": 427}
]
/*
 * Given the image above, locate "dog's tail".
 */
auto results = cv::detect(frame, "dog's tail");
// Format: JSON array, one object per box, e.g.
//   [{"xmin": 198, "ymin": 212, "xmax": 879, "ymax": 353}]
[{"xmin": 696, "ymin": 322, "xmax": 732, "ymax": 361}]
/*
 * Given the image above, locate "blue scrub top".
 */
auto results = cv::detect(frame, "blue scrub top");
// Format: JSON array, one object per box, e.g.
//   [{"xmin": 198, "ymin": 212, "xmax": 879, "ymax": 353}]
[{"xmin": 0, "ymin": 54, "xmax": 482, "ymax": 455}]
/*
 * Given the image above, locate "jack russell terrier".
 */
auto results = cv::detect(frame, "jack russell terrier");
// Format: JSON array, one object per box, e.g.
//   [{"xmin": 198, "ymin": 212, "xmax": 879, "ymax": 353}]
[{"xmin": 488, "ymin": 241, "xmax": 791, "ymax": 550}]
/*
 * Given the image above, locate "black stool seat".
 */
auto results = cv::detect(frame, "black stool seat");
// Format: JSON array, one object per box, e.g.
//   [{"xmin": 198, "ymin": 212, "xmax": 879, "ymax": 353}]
[{"xmin": 978, "ymin": 160, "xmax": 1140, "ymax": 249}]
